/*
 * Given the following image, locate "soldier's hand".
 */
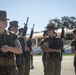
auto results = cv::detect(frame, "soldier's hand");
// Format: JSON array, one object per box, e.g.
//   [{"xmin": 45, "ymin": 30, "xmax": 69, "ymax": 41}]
[
  {"xmin": 43, "ymin": 49, "xmax": 49, "ymax": 53},
  {"xmin": 23, "ymin": 36, "xmax": 27, "ymax": 42},
  {"xmin": 41, "ymin": 46, "xmax": 48, "ymax": 50},
  {"xmin": 1, "ymin": 45, "xmax": 9, "ymax": 52},
  {"xmin": 56, "ymin": 49, "xmax": 61, "ymax": 53},
  {"xmin": 41, "ymin": 46, "xmax": 49, "ymax": 53},
  {"xmin": 25, "ymin": 46, "xmax": 30, "ymax": 51}
]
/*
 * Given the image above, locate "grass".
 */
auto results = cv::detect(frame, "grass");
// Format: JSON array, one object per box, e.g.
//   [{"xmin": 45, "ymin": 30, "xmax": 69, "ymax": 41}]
[
  {"xmin": 63, "ymin": 54, "xmax": 74, "ymax": 56},
  {"xmin": 33, "ymin": 54, "xmax": 74, "ymax": 56}
]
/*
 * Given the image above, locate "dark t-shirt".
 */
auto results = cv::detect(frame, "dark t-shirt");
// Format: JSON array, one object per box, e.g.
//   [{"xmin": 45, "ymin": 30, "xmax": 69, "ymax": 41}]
[{"xmin": 40, "ymin": 36, "xmax": 63, "ymax": 61}]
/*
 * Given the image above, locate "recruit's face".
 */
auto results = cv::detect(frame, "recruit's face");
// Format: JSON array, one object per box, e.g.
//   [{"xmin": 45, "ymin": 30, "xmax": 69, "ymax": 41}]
[
  {"xmin": 43, "ymin": 34, "xmax": 48, "ymax": 38},
  {"xmin": 47, "ymin": 29, "xmax": 54, "ymax": 37},
  {"xmin": 10, "ymin": 26, "xmax": 18, "ymax": 33},
  {"xmin": 19, "ymin": 32, "xmax": 23, "ymax": 36},
  {"xmin": 0, "ymin": 20, "xmax": 7, "ymax": 29}
]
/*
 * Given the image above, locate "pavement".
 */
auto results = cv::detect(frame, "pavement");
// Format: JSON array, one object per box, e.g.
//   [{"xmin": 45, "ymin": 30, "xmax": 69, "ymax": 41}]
[{"xmin": 30, "ymin": 55, "xmax": 75, "ymax": 75}]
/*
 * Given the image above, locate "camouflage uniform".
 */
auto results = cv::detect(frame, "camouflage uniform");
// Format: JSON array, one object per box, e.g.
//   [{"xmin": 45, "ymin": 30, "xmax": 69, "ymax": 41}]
[
  {"xmin": 40, "ymin": 30, "xmax": 48, "ymax": 75},
  {"xmin": 18, "ymin": 28, "xmax": 30, "ymax": 75},
  {"xmin": 70, "ymin": 29, "xmax": 76, "ymax": 75},
  {"xmin": 41, "ymin": 36, "xmax": 62, "ymax": 75},
  {"xmin": 16, "ymin": 37, "xmax": 25, "ymax": 75},
  {"xmin": 16, "ymin": 53, "xmax": 24, "ymax": 75},
  {"xmin": 71, "ymin": 38, "xmax": 76, "ymax": 74},
  {"xmin": 42, "ymin": 51, "xmax": 48, "ymax": 75},
  {"xmin": 0, "ymin": 31, "xmax": 18, "ymax": 75},
  {"xmin": 0, "ymin": 10, "xmax": 20, "ymax": 75},
  {"xmin": 8, "ymin": 21, "xmax": 24, "ymax": 75},
  {"xmin": 40, "ymin": 23, "xmax": 63, "ymax": 75},
  {"xmin": 71, "ymin": 39, "xmax": 76, "ymax": 74},
  {"xmin": 18, "ymin": 37, "xmax": 30, "ymax": 75},
  {"xmin": 24, "ymin": 57, "xmax": 30, "ymax": 75}
]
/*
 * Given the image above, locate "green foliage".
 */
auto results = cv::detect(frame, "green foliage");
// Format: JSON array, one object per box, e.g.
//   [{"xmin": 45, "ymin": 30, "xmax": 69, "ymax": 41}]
[{"xmin": 48, "ymin": 16, "xmax": 76, "ymax": 30}]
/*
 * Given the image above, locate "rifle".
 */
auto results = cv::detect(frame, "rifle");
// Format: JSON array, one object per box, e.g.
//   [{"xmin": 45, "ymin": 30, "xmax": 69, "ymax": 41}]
[
  {"xmin": 27, "ymin": 23, "xmax": 35, "ymax": 68},
  {"xmin": 16, "ymin": 17, "xmax": 29, "ymax": 65},
  {"xmin": 60, "ymin": 27, "xmax": 64, "ymax": 39},
  {"xmin": 23, "ymin": 17, "xmax": 29, "ymax": 36},
  {"xmin": 29, "ymin": 23, "xmax": 35, "ymax": 39},
  {"xmin": 27, "ymin": 23, "xmax": 35, "ymax": 50},
  {"xmin": 22, "ymin": 17, "xmax": 30, "ymax": 58},
  {"xmin": 60, "ymin": 23, "xmax": 65, "ymax": 61},
  {"xmin": 24, "ymin": 23, "xmax": 35, "ymax": 59}
]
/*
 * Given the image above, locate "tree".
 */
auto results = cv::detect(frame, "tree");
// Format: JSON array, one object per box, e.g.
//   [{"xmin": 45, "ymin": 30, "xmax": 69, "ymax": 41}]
[
  {"xmin": 49, "ymin": 18, "xmax": 61, "ymax": 30},
  {"xmin": 48, "ymin": 16, "xmax": 76, "ymax": 30},
  {"xmin": 61, "ymin": 16, "xmax": 76, "ymax": 29}
]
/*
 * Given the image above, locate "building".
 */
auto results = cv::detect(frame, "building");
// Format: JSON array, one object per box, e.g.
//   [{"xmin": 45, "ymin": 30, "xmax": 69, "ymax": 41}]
[{"xmin": 26, "ymin": 29, "xmax": 73, "ymax": 54}]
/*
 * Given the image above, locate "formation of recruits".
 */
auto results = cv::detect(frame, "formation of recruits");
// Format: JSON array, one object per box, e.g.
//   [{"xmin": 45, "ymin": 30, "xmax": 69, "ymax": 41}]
[
  {"xmin": 0, "ymin": 10, "xmax": 76, "ymax": 75},
  {"xmin": 0, "ymin": 10, "xmax": 34, "ymax": 75},
  {"xmin": 40, "ymin": 24, "xmax": 76, "ymax": 75}
]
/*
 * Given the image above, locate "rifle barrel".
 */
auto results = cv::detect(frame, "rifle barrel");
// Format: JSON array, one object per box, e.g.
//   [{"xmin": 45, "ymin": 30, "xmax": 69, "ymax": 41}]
[
  {"xmin": 24, "ymin": 17, "xmax": 29, "ymax": 25},
  {"xmin": 33, "ymin": 23, "xmax": 35, "ymax": 29}
]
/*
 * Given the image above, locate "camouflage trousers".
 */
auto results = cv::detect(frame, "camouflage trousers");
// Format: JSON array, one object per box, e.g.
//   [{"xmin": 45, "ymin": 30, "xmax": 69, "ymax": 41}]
[
  {"xmin": 46, "ymin": 59, "xmax": 61, "ymax": 75},
  {"xmin": 16, "ymin": 55, "xmax": 25, "ymax": 75},
  {"xmin": 74, "ymin": 56, "xmax": 76, "ymax": 75},
  {"xmin": 24, "ymin": 57, "xmax": 30, "ymax": 75},
  {"xmin": 17, "ymin": 63, "xmax": 25, "ymax": 75},
  {"xmin": 42, "ymin": 55, "xmax": 48, "ymax": 75},
  {"xmin": 0, "ymin": 65, "xmax": 17, "ymax": 75}
]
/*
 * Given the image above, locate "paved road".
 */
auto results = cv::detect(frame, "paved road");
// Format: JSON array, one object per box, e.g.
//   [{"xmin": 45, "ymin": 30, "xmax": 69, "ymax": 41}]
[{"xmin": 30, "ymin": 55, "xmax": 75, "ymax": 75}]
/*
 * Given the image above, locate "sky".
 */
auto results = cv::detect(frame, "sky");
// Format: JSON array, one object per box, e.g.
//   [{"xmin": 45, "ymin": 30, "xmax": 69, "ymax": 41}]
[{"xmin": 0, "ymin": 0, "xmax": 76, "ymax": 34}]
